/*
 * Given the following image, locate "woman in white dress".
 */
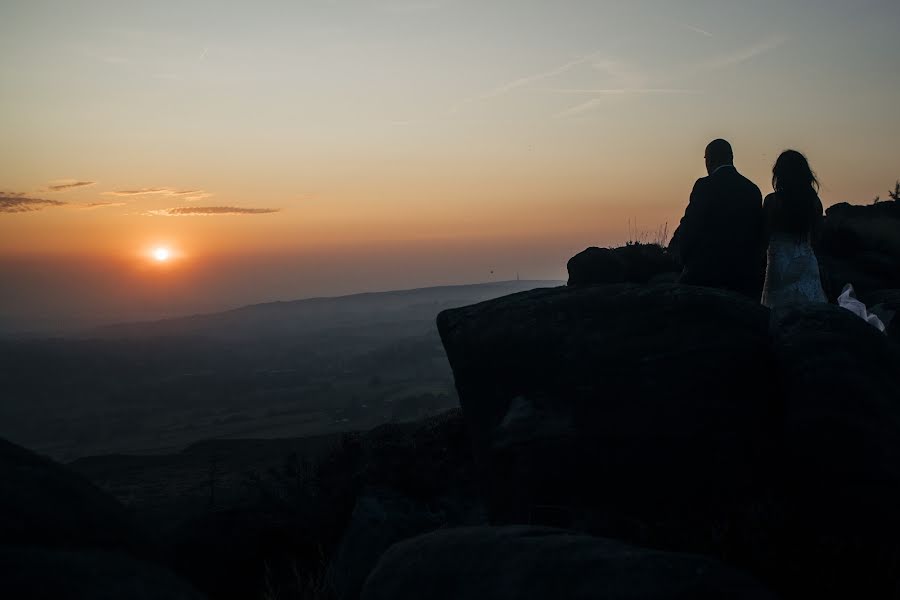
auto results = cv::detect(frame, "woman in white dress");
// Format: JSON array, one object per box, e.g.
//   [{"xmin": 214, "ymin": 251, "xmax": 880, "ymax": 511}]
[{"xmin": 760, "ymin": 150, "xmax": 828, "ymax": 308}]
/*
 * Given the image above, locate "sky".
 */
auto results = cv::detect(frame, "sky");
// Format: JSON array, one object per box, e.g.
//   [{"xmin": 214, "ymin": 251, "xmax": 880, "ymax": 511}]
[{"xmin": 2, "ymin": 0, "xmax": 899, "ymax": 331}]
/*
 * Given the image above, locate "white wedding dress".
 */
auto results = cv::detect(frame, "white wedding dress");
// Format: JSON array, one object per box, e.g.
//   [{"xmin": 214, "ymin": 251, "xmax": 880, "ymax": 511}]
[{"xmin": 761, "ymin": 233, "xmax": 827, "ymax": 308}]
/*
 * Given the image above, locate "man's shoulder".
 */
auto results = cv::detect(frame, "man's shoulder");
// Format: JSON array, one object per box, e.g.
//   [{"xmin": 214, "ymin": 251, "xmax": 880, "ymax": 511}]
[
  {"xmin": 691, "ymin": 175, "xmax": 711, "ymax": 192},
  {"xmin": 736, "ymin": 172, "xmax": 763, "ymax": 198},
  {"xmin": 719, "ymin": 169, "xmax": 762, "ymax": 197}
]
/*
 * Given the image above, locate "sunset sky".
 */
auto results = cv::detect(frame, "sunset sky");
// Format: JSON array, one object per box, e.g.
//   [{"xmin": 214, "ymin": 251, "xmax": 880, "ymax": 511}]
[{"xmin": 2, "ymin": 0, "xmax": 899, "ymax": 331}]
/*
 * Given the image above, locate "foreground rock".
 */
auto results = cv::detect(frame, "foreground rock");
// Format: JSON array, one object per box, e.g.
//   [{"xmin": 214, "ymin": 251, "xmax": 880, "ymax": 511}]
[
  {"xmin": 768, "ymin": 303, "xmax": 900, "ymax": 596},
  {"xmin": 362, "ymin": 526, "xmax": 774, "ymax": 600},
  {"xmin": 439, "ymin": 284, "xmax": 774, "ymax": 537},
  {"xmin": 567, "ymin": 243, "xmax": 679, "ymax": 286},
  {"xmin": 438, "ymin": 284, "xmax": 900, "ymax": 597},
  {"xmin": 0, "ymin": 437, "xmax": 150, "ymax": 553},
  {"xmin": 0, "ymin": 547, "xmax": 201, "ymax": 600},
  {"xmin": 329, "ymin": 487, "xmax": 456, "ymax": 600},
  {"xmin": 0, "ymin": 438, "xmax": 201, "ymax": 599},
  {"xmin": 818, "ymin": 200, "xmax": 900, "ymax": 297},
  {"xmin": 328, "ymin": 410, "xmax": 485, "ymax": 600}
]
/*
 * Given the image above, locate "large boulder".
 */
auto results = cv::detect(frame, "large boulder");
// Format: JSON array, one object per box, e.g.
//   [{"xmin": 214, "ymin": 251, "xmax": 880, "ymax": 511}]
[
  {"xmin": 438, "ymin": 283, "xmax": 775, "ymax": 546},
  {"xmin": 328, "ymin": 410, "xmax": 486, "ymax": 600},
  {"xmin": 361, "ymin": 526, "xmax": 775, "ymax": 600},
  {"xmin": 567, "ymin": 244, "xmax": 678, "ymax": 286},
  {"xmin": 328, "ymin": 487, "xmax": 446, "ymax": 600},
  {"xmin": 437, "ymin": 284, "xmax": 900, "ymax": 597},
  {"xmin": 768, "ymin": 302, "xmax": 900, "ymax": 597},
  {"xmin": 0, "ymin": 546, "xmax": 202, "ymax": 600},
  {"xmin": 0, "ymin": 437, "xmax": 150, "ymax": 554},
  {"xmin": 0, "ymin": 438, "xmax": 200, "ymax": 599},
  {"xmin": 818, "ymin": 200, "xmax": 900, "ymax": 297}
]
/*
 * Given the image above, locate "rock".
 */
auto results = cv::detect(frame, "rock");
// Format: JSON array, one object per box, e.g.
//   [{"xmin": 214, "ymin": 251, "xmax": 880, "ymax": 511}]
[
  {"xmin": 0, "ymin": 437, "xmax": 150, "ymax": 554},
  {"xmin": 329, "ymin": 410, "xmax": 487, "ymax": 600},
  {"xmin": 825, "ymin": 199, "xmax": 900, "ymax": 221},
  {"xmin": 358, "ymin": 409, "xmax": 477, "ymax": 503},
  {"xmin": 818, "ymin": 200, "xmax": 900, "ymax": 296},
  {"xmin": 438, "ymin": 283, "xmax": 775, "ymax": 545},
  {"xmin": 567, "ymin": 244, "xmax": 678, "ymax": 286},
  {"xmin": 567, "ymin": 247, "xmax": 625, "ymax": 286},
  {"xmin": 0, "ymin": 546, "xmax": 202, "ymax": 600},
  {"xmin": 769, "ymin": 302, "xmax": 900, "ymax": 598},
  {"xmin": 0, "ymin": 439, "xmax": 199, "ymax": 598},
  {"xmin": 437, "ymin": 284, "xmax": 900, "ymax": 597},
  {"xmin": 328, "ymin": 487, "xmax": 445, "ymax": 600},
  {"xmin": 361, "ymin": 526, "xmax": 775, "ymax": 600}
]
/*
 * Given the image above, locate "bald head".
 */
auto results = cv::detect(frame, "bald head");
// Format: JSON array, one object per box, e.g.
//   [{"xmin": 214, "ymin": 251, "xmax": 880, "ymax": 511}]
[{"xmin": 705, "ymin": 139, "xmax": 734, "ymax": 175}]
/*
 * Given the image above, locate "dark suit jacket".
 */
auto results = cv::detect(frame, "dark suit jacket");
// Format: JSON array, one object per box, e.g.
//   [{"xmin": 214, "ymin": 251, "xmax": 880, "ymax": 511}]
[{"xmin": 670, "ymin": 166, "xmax": 764, "ymax": 297}]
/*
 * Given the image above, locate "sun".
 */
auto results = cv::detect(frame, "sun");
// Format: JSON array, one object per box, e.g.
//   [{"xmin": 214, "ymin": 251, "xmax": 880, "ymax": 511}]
[{"xmin": 153, "ymin": 247, "xmax": 171, "ymax": 262}]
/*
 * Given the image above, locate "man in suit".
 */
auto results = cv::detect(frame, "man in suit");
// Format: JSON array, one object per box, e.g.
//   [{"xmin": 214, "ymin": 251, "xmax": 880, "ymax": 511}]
[{"xmin": 670, "ymin": 139, "xmax": 764, "ymax": 299}]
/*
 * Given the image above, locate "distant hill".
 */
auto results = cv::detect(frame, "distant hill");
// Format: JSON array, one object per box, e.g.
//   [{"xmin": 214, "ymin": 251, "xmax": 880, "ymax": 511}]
[
  {"xmin": 1, "ymin": 280, "xmax": 562, "ymax": 460},
  {"xmin": 92, "ymin": 280, "xmax": 563, "ymax": 341}
]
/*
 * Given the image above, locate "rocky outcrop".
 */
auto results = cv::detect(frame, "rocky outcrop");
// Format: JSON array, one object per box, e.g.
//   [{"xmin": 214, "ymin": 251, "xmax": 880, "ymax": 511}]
[
  {"xmin": 0, "ymin": 547, "xmax": 201, "ymax": 600},
  {"xmin": 437, "ymin": 284, "xmax": 900, "ymax": 598},
  {"xmin": 328, "ymin": 410, "xmax": 486, "ymax": 600},
  {"xmin": 362, "ymin": 526, "xmax": 775, "ymax": 600},
  {"xmin": 767, "ymin": 302, "xmax": 900, "ymax": 596},
  {"xmin": 567, "ymin": 244, "xmax": 679, "ymax": 286},
  {"xmin": 438, "ymin": 284, "xmax": 774, "ymax": 534},
  {"xmin": 0, "ymin": 437, "xmax": 150, "ymax": 553},
  {"xmin": 329, "ymin": 487, "xmax": 452, "ymax": 600},
  {"xmin": 819, "ymin": 200, "xmax": 900, "ymax": 298},
  {"xmin": 0, "ymin": 438, "xmax": 201, "ymax": 599}
]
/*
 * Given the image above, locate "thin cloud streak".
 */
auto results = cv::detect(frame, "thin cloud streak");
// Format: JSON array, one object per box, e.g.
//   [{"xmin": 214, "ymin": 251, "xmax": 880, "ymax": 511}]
[
  {"xmin": 77, "ymin": 202, "xmax": 127, "ymax": 210},
  {"xmin": 146, "ymin": 206, "xmax": 280, "ymax": 216},
  {"xmin": 452, "ymin": 50, "xmax": 607, "ymax": 112},
  {"xmin": 545, "ymin": 88, "xmax": 701, "ymax": 95},
  {"xmin": 680, "ymin": 23, "xmax": 714, "ymax": 38},
  {"xmin": 693, "ymin": 35, "xmax": 787, "ymax": 72},
  {"xmin": 553, "ymin": 89, "xmax": 703, "ymax": 119},
  {"xmin": 43, "ymin": 180, "xmax": 96, "ymax": 192},
  {"xmin": 481, "ymin": 52, "xmax": 604, "ymax": 100},
  {"xmin": 1, "ymin": 194, "xmax": 67, "ymax": 213},
  {"xmin": 105, "ymin": 187, "xmax": 212, "ymax": 201}
]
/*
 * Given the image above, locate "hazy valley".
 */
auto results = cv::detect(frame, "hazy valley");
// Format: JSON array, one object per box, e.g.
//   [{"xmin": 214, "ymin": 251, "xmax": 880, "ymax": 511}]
[{"xmin": 0, "ymin": 280, "xmax": 561, "ymax": 461}]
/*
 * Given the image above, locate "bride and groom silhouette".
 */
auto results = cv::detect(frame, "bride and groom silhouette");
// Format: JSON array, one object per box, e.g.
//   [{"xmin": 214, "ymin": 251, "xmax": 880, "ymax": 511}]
[{"xmin": 670, "ymin": 139, "xmax": 829, "ymax": 310}]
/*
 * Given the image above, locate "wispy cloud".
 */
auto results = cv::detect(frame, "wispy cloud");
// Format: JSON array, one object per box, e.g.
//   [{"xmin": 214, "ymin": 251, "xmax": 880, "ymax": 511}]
[
  {"xmin": 42, "ymin": 180, "xmax": 96, "ymax": 192},
  {"xmin": 146, "ymin": 206, "xmax": 280, "ymax": 216},
  {"xmin": 481, "ymin": 52, "xmax": 604, "ymax": 100},
  {"xmin": 693, "ymin": 35, "xmax": 787, "ymax": 72},
  {"xmin": 451, "ymin": 51, "xmax": 609, "ymax": 113},
  {"xmin": 105, "ymin": 187, "xmax": 212, "ymax": 201},
  {"xmin": 680, "ymin": 22, "xmax": 714, "ymax": 38},
  {"xmin": 553, "ymin": 89, "xmax": 701, "ymax": 119},
  {"xmin": 552, "ymin": 34, "xmax": 785, "ymax": 119},
  {"xmin": 77, "ymin": 202, "xmax": 127, "ymax": 210},
  {"xmin": 1, "ymin": 194, "xmax": 67, "ymax": 213},
  {"xmin": 546, "ymin": 88, "xmax": 701, "ymax": 95}
]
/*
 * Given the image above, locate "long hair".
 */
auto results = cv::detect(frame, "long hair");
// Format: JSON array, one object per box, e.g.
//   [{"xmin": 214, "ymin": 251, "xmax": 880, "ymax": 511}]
[{"xmin": 769, "ymin": 150, "xmax": 822, "ymax": 237}]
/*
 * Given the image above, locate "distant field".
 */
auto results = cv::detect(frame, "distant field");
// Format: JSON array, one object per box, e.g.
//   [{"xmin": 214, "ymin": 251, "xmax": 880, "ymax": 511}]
[{"xmin": 0, "ymin": 280, "xmax": 561, "ymax": 460}]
